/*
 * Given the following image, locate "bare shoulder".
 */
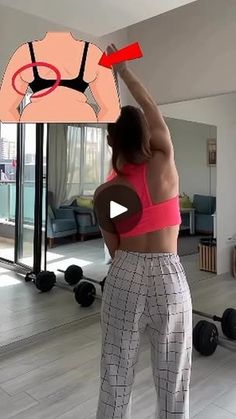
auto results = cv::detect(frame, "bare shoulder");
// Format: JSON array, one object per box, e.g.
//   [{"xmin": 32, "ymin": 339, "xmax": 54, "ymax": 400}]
[
  {"xmin": 7, "ymin": 42, "xmax": 30, "ymax": 64},
  {"xmin": 86, "ymin": 42, "xmax": 103, "ymax": 62},
  {"xmin": 84, "ymin": 42, "xmax": 111, "ymax": 81}
]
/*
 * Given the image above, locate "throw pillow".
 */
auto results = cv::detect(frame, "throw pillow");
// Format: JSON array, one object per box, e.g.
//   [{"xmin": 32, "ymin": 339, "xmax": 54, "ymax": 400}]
[
  {"xmin": 180, "ymin": 193, "xmax": 193, "ymax": 208},
  {"xmin": 76, "ymin": 196, "xmax": 93, "ymax": 209}
]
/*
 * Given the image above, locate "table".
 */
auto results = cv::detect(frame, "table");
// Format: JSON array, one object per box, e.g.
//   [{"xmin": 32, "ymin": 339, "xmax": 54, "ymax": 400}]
[{"xmin": 180, "ymin": 208, "xmax": 195, "ymax": 235}]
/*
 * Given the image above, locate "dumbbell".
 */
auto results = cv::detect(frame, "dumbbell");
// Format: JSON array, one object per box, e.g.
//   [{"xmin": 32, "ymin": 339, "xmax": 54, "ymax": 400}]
[{"xmin": 193, "ymin": 308, "xmax": 236, "ymax": 340}]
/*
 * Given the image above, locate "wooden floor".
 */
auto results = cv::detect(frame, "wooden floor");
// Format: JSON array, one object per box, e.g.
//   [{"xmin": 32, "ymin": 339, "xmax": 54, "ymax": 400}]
[
  {"xmin": 0, "ymin": 313, "xmax": 236, "ymax": 418},
  {"xmin": 1, "ymin": 250, "xmax": 236, "ymax": 349},
  {"xmin": 0, "ymin": 239, "xmax": 236, "ymax": 418}
]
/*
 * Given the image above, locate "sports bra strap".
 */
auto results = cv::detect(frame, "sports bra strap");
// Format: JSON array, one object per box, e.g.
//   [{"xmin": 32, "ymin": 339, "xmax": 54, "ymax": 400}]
[
  {"xmin": 28, "ymin": 42, "xmax": 39, "ymax": 79},
  {"xmin": 78, "ymin": 41, "xmax": 89, "ymax": 79}
]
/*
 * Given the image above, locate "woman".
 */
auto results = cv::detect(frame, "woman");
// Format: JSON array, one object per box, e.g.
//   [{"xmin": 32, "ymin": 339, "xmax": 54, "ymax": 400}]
[
  {"xmin": 95, "ymin": 44, "xmax": 192, "ymax": 419},
  {"xmin": 104, "ymin": 160, "xmax": 116, "ymax": 265}
]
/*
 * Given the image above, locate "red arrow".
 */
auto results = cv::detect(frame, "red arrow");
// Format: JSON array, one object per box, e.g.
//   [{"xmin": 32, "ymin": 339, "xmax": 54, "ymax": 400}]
[{"xmin": 99, "ymin": 42, "xmax": 143, "ymax": 68}]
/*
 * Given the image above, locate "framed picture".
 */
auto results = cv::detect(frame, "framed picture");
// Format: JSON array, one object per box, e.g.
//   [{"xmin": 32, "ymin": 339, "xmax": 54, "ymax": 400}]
[{"xmin": 207, "ymin": 138, "xmax": 217, "ymax": 166}]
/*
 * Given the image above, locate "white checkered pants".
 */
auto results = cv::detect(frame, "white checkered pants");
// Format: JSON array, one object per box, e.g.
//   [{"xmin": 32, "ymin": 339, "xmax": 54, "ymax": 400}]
[{"xmin": 96, "ymin": 250, "xmax": 192, "ymax": 419}]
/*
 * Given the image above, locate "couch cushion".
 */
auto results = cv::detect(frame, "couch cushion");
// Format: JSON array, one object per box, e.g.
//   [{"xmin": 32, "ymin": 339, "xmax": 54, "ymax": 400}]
[
  {"xmin": 52, "ymin": 219, "xmax": 76, "ymax": 233},
  {"xmin": 195, "ymin": 214, "xmax": 214, "ymax": 233},
  {"xmin": 77, "ymin": 225, "xmax": 100, "ymax": 234},
  {"xmin": 193, "ymin": 194, "xmax": 216, "ymax": 214}
]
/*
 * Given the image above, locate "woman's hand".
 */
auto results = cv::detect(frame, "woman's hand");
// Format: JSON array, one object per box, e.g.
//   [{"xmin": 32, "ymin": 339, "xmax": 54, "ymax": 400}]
[{"xmin": 107, "ymin": 43, "xmax": 128, "ymax": 76}]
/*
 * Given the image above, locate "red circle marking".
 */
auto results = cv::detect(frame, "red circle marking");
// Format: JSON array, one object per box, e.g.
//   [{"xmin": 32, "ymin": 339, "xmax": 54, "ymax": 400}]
[{"xmin": 12, "ymin": 62, "xmax": 61, "ymax": 98}]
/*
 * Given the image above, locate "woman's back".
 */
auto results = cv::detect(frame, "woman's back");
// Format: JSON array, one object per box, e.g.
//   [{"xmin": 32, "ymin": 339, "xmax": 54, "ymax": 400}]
[{"xmin": 110, "ymin": 151, "xmax": 180, "ymax": 253}]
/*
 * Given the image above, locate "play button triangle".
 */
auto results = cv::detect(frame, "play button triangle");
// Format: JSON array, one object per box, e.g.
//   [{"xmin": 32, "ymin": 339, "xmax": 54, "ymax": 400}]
[{"xmin": 110, "ymin": 200, "xmax": 128, "ymax": 219}]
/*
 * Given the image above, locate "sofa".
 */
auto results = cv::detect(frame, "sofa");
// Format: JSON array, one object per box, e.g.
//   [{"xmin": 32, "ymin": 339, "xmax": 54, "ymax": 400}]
[
  {"xmin": 60, "ymin": 196, "xmax": 101, "ymax": 241},
  {"xmin": 192, "ymin": 194, "xmax": 216, "ymax": 234},
  {"xmin": 47, "ymin": 192, "xmax": 77, "ymax": 248}
]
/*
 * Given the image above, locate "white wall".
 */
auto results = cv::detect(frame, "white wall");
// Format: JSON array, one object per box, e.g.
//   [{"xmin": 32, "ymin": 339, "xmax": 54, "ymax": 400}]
[
  {"xmin": 161, "ymin": 93, "xmax": 236, "ymax": 275},
  {"xmin": 217, "ymin": 124, "xmax": 236, "ymax": 276},
  {"xmin": 0, "ymin": 4, "xmax": 129, "ymax": 104},
  {"xmin": 166, "ymin": 118, "xmax": 216, "ymax": 199},
  {"xmin": 126, "ymin": 0, "xmax": 236, "ymax": 104}
]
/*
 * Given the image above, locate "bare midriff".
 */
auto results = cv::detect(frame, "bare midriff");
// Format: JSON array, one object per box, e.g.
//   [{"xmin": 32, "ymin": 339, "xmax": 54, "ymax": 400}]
[
  {"xmin": 119, "ymin": 225, "xmax": 179, "ymax": 254},
  {"xmin": 20, "ymin": 88, "xmax": 97, "ymax": 122}
]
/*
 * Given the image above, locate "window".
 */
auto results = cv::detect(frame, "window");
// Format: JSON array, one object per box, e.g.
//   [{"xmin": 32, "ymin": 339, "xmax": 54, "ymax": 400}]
[
  {"xmin": 66, "ymin": 125, "xmax": 111, "ymax": 198},
  {"xmin": 67, "ymin": 125, "xmax": 82, "ymax": 198}
]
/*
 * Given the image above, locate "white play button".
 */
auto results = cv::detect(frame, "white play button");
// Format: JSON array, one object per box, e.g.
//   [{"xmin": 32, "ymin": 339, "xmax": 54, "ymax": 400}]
[
  {"xmin": 94, "ymin": 185, "xmax": 143, "ymax": 234},
  {"xmin": 110, "ymin": 200, "xmax": 128, "ymax": 219}
]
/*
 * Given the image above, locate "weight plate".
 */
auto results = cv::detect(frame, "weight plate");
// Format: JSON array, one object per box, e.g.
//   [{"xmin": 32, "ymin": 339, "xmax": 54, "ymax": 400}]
[
  {"xmin": 35, "ymin": 271, "xmax": 56, "ymax": 292},
  {"xmin": 200, "ymin": 321, "xmax": 218, "ymax": 356},
  {"xmin": 65, "ymin": 265, "xmax": 83, "ymax": 285},
  {"xmin": 193, "ymin": 321, "xmax": 207, "ymax": 353},
  {"xmin": 222, "ymin": 308, "xmax": 236, "ymax": 340},
  {"xmin": 74, "ymin": 282, "xmax": 96, "ymax": 307}
]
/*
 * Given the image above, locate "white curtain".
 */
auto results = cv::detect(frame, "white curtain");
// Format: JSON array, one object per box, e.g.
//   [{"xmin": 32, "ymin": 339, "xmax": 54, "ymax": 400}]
[
  {"xmin": 66, "ymin": 125, "xmax": 110, "ymax": 199},
  {"xmin": 66, "ymin": 125, "xmax": 82, "ymax": 200},
  {"xmin": 83, "ymin": 126, "xmax": 103, "ymax": 194},
  {"xmin": 48, "ymin": 124, "xmax": 67, "ymax": 208}
]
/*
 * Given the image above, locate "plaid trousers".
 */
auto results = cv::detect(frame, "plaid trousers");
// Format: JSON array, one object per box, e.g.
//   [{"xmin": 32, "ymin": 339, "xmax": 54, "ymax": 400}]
[{"xmin": 96, "ymin": 250, "xmax": 192, "ymax": 419}]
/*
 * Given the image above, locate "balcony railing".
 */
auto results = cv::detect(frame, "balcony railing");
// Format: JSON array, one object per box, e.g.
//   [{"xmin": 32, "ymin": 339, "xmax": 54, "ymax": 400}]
[{"xmin": 0, "ymin": 181, "xmax": 46, "ymax": 224}]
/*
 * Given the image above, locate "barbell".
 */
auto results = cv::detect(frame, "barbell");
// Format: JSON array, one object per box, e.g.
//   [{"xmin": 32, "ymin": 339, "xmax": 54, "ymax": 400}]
[
  {"xmin": 32, "ymin": 265, "xmax": 107, "ymax": 302},
  {"xmin": 193, "ymin": 308, "xmax": 236, "ymax": 340},
  {"xmin": 193, "ymin": 307, "xmax": 236, "ymax": 356},
  {"xmin": 57, "ymin": 265, "xmax": 106, "ymax": 292}
]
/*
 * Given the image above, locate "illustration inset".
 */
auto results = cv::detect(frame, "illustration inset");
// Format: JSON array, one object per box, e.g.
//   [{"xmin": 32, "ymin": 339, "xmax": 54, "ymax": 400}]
[{"xmin": 0, "ymin": 32, "xmax": 121, "ymax": 123}]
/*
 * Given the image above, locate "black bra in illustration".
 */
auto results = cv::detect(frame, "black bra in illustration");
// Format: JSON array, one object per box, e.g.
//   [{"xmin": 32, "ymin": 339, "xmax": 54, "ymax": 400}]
[{"xmin": 28, "ymin": 41, "xmax": 89, "ymax": 94}]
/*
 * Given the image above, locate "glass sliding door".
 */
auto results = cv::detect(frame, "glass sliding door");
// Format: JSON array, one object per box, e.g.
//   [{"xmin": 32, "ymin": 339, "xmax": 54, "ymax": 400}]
[
  {"xmin": 0, "ymin": 123, "xmax": 47, "ymax": 274},
  {"xmin": 15, "ymin": 123, "xmax": 47, "ymax": 273},
  {"xmin": 41, "ymin": 124, "xmax": 48, "ymax": 271},
  {"xmin": 16, "ymin": 124, "xmax": 36, "ymax": 266},
  {"xmin": 0, "ymin": 123, "xmax": 17, "ymax": 262}
]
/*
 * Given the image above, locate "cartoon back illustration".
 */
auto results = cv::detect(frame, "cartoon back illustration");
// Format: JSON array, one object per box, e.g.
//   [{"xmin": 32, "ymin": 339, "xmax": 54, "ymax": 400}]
[{"xmin": 0, "ymin": 32, "xmax": 121, "ymax": 123}]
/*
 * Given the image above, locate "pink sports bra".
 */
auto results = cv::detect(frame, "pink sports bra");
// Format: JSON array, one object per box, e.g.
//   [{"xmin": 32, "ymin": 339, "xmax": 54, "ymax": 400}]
[{"xmin": 107, "ymin": 163, "xmax": 181, "ymax": 237}]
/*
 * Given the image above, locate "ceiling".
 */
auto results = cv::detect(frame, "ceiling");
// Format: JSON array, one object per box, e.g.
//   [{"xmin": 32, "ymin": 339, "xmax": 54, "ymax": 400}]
[{"xmin": 0, "ymin": 0, "xmax": 199, "ymax": 37}]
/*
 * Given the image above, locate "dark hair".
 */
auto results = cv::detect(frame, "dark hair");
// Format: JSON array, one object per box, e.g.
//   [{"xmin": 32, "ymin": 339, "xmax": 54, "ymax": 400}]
[{"xmin": 107, "ymin": 105, "xmax": 152, "ymax": 175}]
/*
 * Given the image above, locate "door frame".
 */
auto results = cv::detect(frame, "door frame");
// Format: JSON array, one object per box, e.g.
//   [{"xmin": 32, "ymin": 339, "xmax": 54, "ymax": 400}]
[{"xmin": 0, "ymin": 123, "xmax": 46, "ymax": 275}]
